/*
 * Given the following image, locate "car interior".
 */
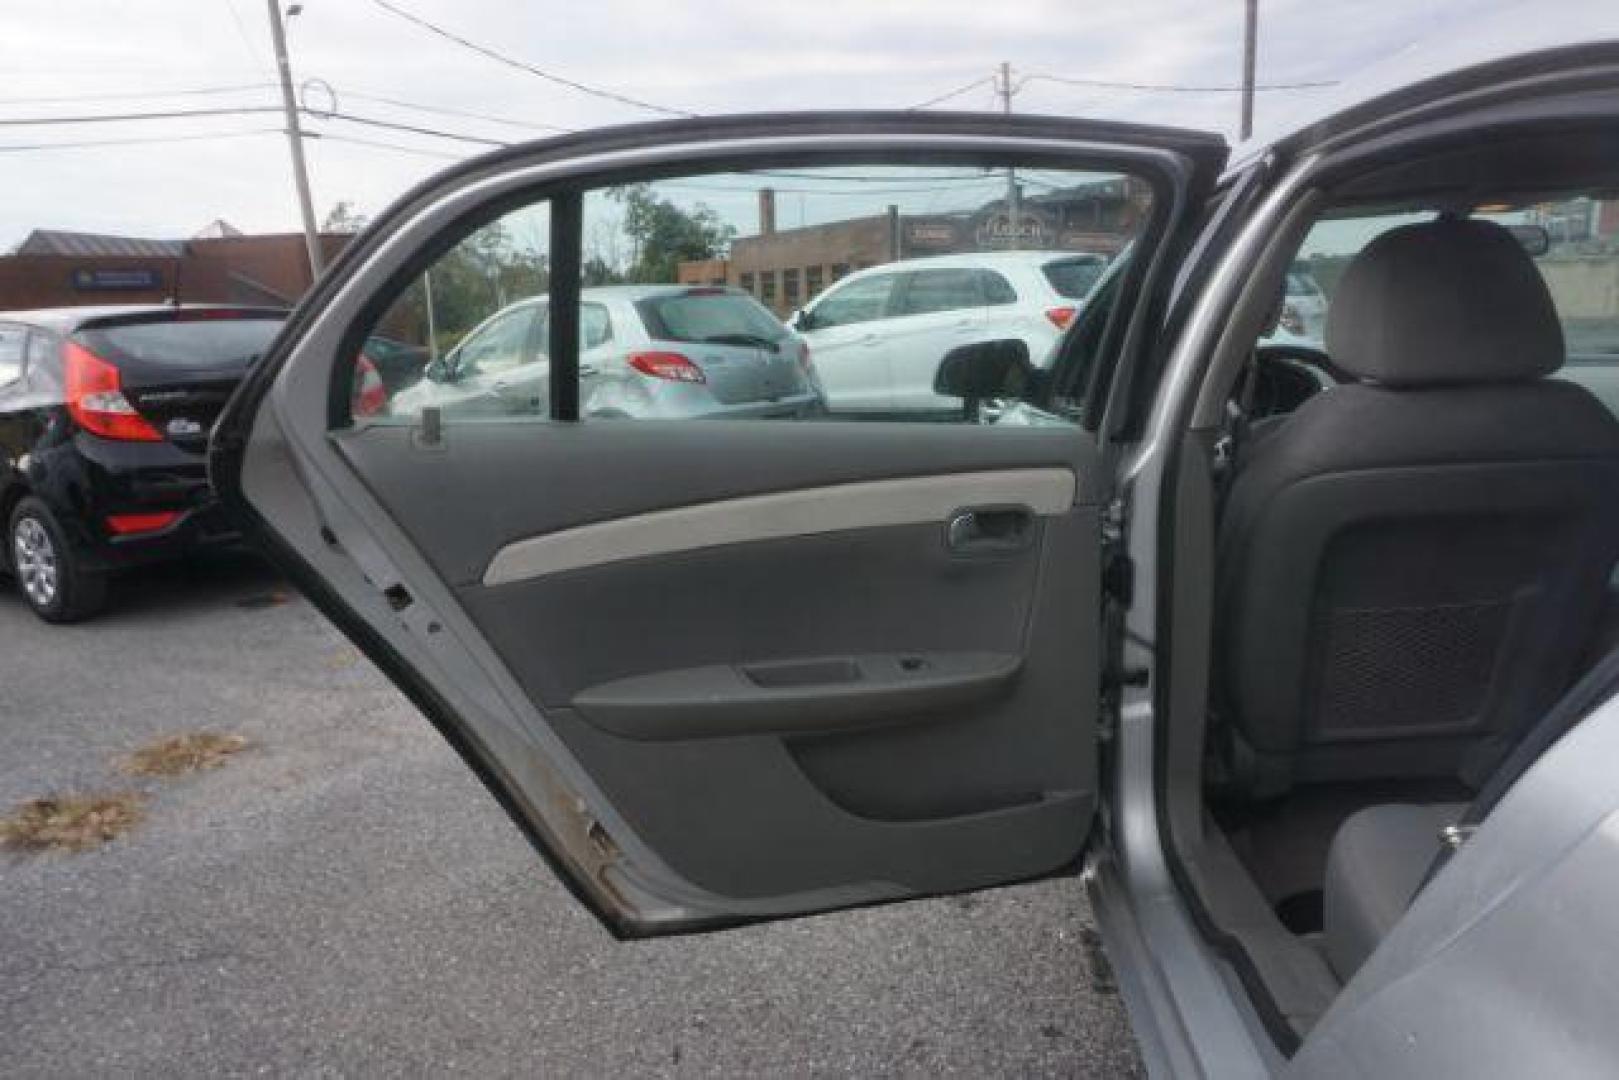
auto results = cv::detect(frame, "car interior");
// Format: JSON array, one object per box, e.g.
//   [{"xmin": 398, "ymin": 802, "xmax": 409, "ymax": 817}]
[{"xmin": 1162, "ymin": 123, "xmax": 1619, "ymax": 1046}]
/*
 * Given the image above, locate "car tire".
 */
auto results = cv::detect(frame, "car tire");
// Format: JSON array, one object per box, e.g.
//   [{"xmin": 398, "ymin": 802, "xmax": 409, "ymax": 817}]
[{"xmin": 8, "ymin": 496, "xmax": 107, "ymax": 623}]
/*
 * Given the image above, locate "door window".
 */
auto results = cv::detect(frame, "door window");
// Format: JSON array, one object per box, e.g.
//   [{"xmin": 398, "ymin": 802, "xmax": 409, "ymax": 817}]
[
  {"xmin": 454, "ymin": 305, "xmax": 540, "ymax": 376},
  {"xmin": 808, "ymin": 274, "xmax": 896, "ymax": 328},
  {"xmin": 342, "ymin": 163, "xmax": 1158, "ymax": 426},
  {"xmin": 0, "ymin": 326, "xmax": 27, "ymax": 386},
  {"xmin": 893, "ymin": 268, "xmax": 1013, "ymax": 316},
  {"xmin": 1282, "ymin": 204, "xmax": 1619, "ymax": 424}
]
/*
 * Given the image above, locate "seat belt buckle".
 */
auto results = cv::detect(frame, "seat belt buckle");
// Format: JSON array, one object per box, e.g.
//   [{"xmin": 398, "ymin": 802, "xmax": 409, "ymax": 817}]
[{"xmin": 1440, "ymin": 823, "xmax": 1477, "ymax": 851}]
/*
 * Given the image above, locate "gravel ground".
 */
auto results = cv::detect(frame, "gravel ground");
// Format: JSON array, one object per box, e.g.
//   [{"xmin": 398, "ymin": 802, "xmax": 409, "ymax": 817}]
[{"xmin": 0, "ymin": 551, "xmax": 1141, "ymax": 1077}]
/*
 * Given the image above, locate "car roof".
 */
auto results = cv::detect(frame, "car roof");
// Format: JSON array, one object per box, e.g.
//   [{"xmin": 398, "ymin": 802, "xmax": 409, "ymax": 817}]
[
  {"xmin": 1232, "ymin": 15, "xmax": 1619, "ymax": 170},
  {"xmin": 582, "ymin": 284, "xmax": 746, "ymax": 301},
  {"xmin": 0, "ymin": 303, "xmax": 288, "ymax": 334},
  {"xmin": 869, "ymin": 250, "xmax": 1106, "ymax": 272}
]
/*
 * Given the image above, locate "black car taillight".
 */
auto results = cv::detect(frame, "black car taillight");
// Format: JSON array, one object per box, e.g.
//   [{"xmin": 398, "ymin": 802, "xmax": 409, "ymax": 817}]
[{"xmin": 63, "ymin": 342, "xmax": 164, "ymax": 442}]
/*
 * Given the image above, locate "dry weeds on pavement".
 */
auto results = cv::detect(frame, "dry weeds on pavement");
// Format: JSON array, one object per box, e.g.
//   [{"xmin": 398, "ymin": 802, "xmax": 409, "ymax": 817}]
[
  {"xmin": 1, "ymin": 730, "xmax": 250, "ymax": 854},
  {"xmin": 118, "ymin": 732, "xmax": 250, "ymax": 777},
  {"xmin": 0, "ymin": 793, "xmax": 147, "ymax": 852}
]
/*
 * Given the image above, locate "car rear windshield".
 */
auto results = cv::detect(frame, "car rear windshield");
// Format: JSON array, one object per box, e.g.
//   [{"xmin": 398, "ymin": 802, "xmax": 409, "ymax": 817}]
[
  {"xmin": 1041, "ymin": 257, "xmax": 1106, "ymax": 300},
  {"xmin": 77, "ymin": 315, "xmax": 284, "ymax": 368},
  {"xmin": 635, "ymin": 291, "xmax": 788, "ymax": 346}
]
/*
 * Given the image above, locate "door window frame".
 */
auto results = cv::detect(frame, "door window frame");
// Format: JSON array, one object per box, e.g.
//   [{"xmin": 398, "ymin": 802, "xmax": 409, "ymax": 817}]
[{"xmin": 316, "ymin": 125, "xmax": 1211, "ymax": 432}]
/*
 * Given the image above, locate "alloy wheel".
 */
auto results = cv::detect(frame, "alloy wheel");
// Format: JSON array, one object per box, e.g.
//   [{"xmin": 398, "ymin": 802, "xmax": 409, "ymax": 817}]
[{"xmin": 13, "ymin": 516, "xmax": 58, "ymax": 609}]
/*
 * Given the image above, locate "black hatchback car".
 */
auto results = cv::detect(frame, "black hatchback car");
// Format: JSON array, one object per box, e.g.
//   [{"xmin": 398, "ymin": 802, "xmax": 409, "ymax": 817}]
[{"xmin": 0, "ymin": 304, "xmax": 285, "ymax": 622}]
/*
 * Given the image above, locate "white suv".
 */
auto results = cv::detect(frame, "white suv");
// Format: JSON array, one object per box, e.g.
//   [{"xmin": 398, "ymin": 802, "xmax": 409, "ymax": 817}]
[{"xmin": 790, "ymin": 250, "xmax": 1107, "ymax": 413}]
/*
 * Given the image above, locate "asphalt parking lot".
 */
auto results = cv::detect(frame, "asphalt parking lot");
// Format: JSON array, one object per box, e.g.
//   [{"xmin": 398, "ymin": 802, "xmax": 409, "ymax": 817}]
[{"xmin": 0, "ymin": 551, "xmax": 1141, "ymax": 1077}]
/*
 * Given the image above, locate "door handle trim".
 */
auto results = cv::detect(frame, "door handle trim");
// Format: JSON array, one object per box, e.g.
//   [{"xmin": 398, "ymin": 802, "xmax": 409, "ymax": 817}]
[
  {"xmin": 946, "ymin": 506, "xmax": 1035, "ymax": 554},
  {"xmin": 482, "ymin": 468, "xmax": 1075, "ymax": 585}
]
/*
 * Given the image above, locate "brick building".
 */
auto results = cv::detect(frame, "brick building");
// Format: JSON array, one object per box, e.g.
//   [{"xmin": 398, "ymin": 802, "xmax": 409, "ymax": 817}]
[
  {"xmin": 0, "ymin": 225, "xmax": 352, "ymax": 312},
  {"xmin": 681, "ymin": 178, "xmax": 1150, "ymax": 315}
]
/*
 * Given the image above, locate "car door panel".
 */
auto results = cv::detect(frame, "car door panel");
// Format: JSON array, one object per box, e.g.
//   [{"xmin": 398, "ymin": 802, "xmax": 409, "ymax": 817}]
[
  {"xmin": 216, "ymin": 113, "xmax": 1227, "ymax": 934},
  {"xmin": 333, "ymin": 418, "xmax": 1102, "ymax": 900}
]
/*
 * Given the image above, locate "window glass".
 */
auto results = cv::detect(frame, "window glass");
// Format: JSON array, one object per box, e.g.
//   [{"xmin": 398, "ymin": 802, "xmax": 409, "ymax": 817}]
[
  {"xmin": 1283, "ymin": 202, "xmax": 1619, "ymax": 419},
  {"xmin": 0, "ymin": 326, "xmax": 24, "ymax": 385},
  {"xmin": 77, "ymin": 315, "xmax": 283, "ymax": 370},
  {"xmin": 582, "ymin": 303, "xmax": 613, "ymax": 350},
  {"xmin": 26, "ymin": 331, "xmax": 54, "ymax": 370},
  {"xmin": 454, "ymin": 305, "xmax": 539, "ymax": 376},
  {"xmin": 981, "ymin": 271, "xmax": 1017, "ymax": 305},
  {"xmin": 809, "ymin": 273, "xmax": 895, "ymax": 328},
  {"xmin": 894, "ymin": 269, "xmax": 986, "ymax": 316},
  {"xmin": 634, "ymin": 291, "xmax": 787, "ymax": 345},
  {"xmin": 349, "ymin": 201, "xmax": 551, "ymax": 423},
  {"xmin": 1043, "ymin": 257, "xmax": 1106, "ymax": 300},
  {"xmin": 347, "ymin": 165, "xmax": 1154, "ymax": 427}
]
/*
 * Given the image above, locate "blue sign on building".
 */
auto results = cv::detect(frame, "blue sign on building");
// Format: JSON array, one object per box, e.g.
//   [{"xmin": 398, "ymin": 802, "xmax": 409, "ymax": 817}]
[{"xmin": 70, "ymin": 267, "xmax": 163, "ymax": 291}]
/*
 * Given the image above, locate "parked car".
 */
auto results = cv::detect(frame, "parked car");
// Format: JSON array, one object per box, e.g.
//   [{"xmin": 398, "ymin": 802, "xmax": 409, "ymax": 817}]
[
  {"xmin": 359, "ymin": 334, "xmax": 432, "ymax": 394},
  {"xmin": 0, "ymin": 304, "xmax": 284, "ymax": 621},
  {"xmin": 388, "ymin": 285, "xmax": 824, "ymax": 420},
  {"xmin": 789, "ymin": 250, "xmax": 1106, "ymax": 413},
  {"xmin": 1260, "ymin": 262, "xmax": 1330, "ymax": 348},
  {"xmin": 215, "ymin": 22, "xmax": 1619, "ymax": 1078}
]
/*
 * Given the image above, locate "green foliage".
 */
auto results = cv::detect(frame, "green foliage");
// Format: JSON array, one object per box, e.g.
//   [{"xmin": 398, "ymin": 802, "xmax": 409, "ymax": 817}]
[
  {"xmin": 612, "ymin": 183, "xmax": 734, "ymax": 283},
  {"xmin": 383, "ymin": 220, "xmax": 549, "ymax": 347}
]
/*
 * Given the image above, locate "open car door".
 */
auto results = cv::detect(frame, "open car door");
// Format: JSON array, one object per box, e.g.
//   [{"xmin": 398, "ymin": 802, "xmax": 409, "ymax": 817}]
[{"xmin": 211, "ymin": 113, "xmax": 1226, "ymax": 936}]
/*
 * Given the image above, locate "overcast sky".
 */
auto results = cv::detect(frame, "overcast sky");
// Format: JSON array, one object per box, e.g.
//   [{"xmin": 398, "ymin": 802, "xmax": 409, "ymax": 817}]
[{"xmin": 0, "ymin": 0, "xmax": 1553, "ymax": 249}]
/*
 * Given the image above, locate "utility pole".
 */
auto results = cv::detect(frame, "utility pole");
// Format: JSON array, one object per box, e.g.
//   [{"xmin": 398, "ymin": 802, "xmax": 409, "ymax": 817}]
[
  {"xmin": 1240, "ymin": 0, "xmax": 1258, "ymax": 140},
  {"xmin": 998, "ymin": 61, "xmax": 1022, "ymax": 250},
  {"xmin": 267, "ymin": 0, "xmax": 323, "ymax": 279}
]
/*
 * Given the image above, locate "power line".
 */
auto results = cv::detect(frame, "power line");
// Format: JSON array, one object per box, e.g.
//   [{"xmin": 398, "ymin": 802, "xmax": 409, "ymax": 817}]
[
  {"xmin": 367, "ymin": 0, "xmax": 696, "ymax": 118},
  {"xmin": 0, "ymin": 127, "xmax": 283, "ymax": 153},
  {"xmin": 0, "ymin": 104, "xmax": 282, "ymax": 126},
  {"xmin": 905, "ymin": 75, "xmax": 996, "ymax": 110},
  {"xmin": 0, "ymin": 82, "xmax": 274, "ymax": 108},
  {"xmin": 224, "ymin": 0, "xmax": 276, "ymax": 81},
  {"xmin": 1022, "ymin": 71, "xmax": 1336, "ymax": 93},
  {"xmin": 318, "ymin": 110, "xmax": 508, "ymax": 147},
  {"xmin": 336, "ymin": 88, "xmax": 575, "ymax": 134},
  {"xmin": 305, "ymin": 130, "xmax": 470, "ymax": 160}
]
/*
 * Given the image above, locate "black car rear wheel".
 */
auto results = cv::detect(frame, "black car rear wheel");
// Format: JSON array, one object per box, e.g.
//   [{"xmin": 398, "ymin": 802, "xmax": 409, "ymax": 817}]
[{"xmin": 9, "ymin": 497, "xmax": 106, "ymax": 623}]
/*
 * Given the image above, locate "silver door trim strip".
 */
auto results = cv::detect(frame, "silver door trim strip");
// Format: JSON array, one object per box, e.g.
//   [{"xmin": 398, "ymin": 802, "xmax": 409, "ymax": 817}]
[{"xmin": 482, "ymin": 467, "xmax": 1077, "ymax": 586}]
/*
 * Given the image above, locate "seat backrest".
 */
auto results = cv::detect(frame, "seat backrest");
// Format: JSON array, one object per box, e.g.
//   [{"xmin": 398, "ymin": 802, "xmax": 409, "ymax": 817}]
[{"xmin": 1217, "ymin": 218, "xmax": 1619, "ymax": 796}]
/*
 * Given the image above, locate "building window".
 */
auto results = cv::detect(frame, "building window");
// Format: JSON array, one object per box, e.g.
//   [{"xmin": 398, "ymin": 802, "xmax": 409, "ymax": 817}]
[
  {"xmin": 760, "ymin": 271, "xmax": 776, "ymax": 303},
  {"xmin": 831, "ymin": 263, "xmax": 851, "ymax": 282},
  {"xmin": 739, "ymin": 272, "xmax": 755, "ymax": 296},
  {"xmin": 783, "ymin": 267, "xmax": 801, "ymax": 306},
  {"xmin": 806, "ymin": 265, "xmax": 824, "ymax": 298}
]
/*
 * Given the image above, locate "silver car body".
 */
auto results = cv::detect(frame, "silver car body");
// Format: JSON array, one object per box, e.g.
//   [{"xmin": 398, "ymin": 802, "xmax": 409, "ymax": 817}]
[{"xmin": 392, "ymin": 284, "xmax": 824, "ymax": 420}]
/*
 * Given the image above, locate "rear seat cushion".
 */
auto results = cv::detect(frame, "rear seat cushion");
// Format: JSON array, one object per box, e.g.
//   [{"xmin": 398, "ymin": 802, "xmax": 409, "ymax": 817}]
[{"xmin": 1323, "ymin": 803, "xmax": 1465, "ymax": 980}]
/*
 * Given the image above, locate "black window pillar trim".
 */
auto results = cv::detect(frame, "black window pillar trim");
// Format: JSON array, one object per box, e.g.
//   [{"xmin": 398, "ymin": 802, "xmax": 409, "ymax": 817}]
[{"xmin": 549, "ymin": 191, "xmax": 582, "ymax": 423}]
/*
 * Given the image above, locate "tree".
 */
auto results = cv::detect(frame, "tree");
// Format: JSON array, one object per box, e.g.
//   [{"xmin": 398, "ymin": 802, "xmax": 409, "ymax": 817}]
[
  {"xmin": 612, "ymin": 184, "xmax": 734, "ymax": 283},
  {"xmin": 322, "ymin": 200, "xmax": 369, "ymax": 234}
]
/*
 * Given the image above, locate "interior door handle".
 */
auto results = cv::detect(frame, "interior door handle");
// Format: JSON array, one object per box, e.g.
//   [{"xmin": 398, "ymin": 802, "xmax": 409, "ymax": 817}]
[{"xmin": 946, "ymin": 507, "xmax": 1034, "ymax": 553}]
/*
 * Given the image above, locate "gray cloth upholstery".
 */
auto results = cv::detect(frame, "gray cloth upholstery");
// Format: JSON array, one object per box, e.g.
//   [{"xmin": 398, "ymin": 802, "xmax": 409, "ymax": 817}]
[
  {"xmin": 1325, "ymin": 218, "xmax": 1564, "ymax": 387},
  {"xmin": 1217, "ymin": 218, "xmax": 1619, "ymax": 797},
  {"xmin": 1323, "ymin": 802, "xmax": 1465, "ymax": 980}
]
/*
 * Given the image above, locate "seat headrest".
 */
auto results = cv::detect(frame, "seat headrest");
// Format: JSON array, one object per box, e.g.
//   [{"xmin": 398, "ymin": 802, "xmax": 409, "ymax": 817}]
[{"xmin": 1324, "ymin": 217, "xmax": 1564, "ymax": 388}]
